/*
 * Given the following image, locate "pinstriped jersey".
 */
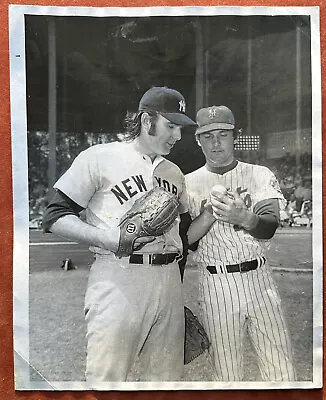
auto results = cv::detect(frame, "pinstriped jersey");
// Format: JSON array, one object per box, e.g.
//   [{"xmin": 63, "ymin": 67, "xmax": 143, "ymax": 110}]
[{"xmin": 185, "ymin": 161, "xmax": 286, "ymax": 266}]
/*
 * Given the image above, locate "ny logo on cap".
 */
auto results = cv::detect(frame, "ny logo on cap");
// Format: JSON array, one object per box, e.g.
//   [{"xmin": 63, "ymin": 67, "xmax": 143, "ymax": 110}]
[
  {"xmin": 179, "ymin": 100, "xmax": 186, "ymax": 113},
  {"xmin": 208, "ymin": 108, "xmax": 217, "ymax": 119}
]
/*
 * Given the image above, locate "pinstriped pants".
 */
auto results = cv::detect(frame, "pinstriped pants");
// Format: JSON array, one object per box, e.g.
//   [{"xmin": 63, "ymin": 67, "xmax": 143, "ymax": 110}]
[{"xmin": 198, "ymin": 259, "xmax": 296, "ymax": 381}]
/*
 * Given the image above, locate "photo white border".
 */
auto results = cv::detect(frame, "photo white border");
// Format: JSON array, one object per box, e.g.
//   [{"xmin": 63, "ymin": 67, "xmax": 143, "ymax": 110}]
[{"xmin": 9, "ymin": 4, "xmax": 322, "ymax": 390}]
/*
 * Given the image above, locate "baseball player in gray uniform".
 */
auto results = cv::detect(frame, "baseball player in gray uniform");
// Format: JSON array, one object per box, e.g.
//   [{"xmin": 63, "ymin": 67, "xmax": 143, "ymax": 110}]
[
  {"xmin": 42, "ymin": 87, "xmax": 196, "ymax": 385},
  {"xmin": 185, "ymin": 105, "xmax": 296, "ymax": 381}
]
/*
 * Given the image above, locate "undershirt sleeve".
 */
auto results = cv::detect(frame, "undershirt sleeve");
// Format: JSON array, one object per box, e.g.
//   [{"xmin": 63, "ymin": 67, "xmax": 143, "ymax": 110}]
[
  {"xmin": 178, "ymin": 211, "xmax": 194, "ymax": 281},
  {"xmin": 42, "ymin": 190, "xmax": 85, "ymax": 233},
  {"xmin": 247, "ymin": 198, "xmax": 280, "ymax": 239}
]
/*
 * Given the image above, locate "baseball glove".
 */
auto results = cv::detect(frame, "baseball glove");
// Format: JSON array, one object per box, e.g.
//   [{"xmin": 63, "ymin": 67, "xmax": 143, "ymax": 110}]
[
  {"xmin": 115, "ymin": 186, "xmax": 180, "ymax": 258},
  {"xmin": 184, "ymin": 306, "xmax": 210, "ymax": 364}
]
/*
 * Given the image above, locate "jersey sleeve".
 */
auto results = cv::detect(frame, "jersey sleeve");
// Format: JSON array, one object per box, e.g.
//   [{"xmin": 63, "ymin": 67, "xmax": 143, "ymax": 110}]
[
  {"xmin": 253, "ymin": 167, "xmax": 286, "ymax": 210},
  {"xmin": 42, "ymin": 190, "xmax": 84, "ymax": 232},
  {"xmin": 54, "ymin": 149, "xmax": 99, "ymax": 208}
]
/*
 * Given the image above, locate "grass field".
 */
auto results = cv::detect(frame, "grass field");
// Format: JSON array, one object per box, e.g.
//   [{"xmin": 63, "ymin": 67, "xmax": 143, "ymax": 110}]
[{"xmin": 27, "ymin": 227, "xmax": 314, "ymax": 384}]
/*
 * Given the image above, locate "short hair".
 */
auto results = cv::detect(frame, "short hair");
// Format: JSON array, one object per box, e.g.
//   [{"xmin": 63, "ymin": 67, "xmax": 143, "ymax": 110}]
[{"xmin": 118, "ymin": 111, "xmax": 158, "ymax": 142}]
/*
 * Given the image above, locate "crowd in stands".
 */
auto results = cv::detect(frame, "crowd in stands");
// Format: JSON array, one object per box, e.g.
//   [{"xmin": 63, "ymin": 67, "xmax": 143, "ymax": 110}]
[
  {"xmin": 264, "ymin": 152, "xmax": 312, "ymax": 227},
  {"xmin": 29, "ymin": 179, "xmax": 48, "ymax": 229},
  {"xmin": 28, "ymin": 151, "xmax": 313, "ymax": 229}
]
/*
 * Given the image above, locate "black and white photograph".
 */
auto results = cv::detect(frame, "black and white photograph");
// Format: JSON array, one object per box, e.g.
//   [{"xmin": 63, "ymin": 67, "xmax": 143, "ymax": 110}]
[{"xmin": 10, "ymin": 4, "xmax": 322, "ymax": 391}]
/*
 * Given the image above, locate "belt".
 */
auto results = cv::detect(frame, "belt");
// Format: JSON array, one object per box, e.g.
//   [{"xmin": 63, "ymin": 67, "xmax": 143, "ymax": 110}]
[
  {"xmin": 207, "ymin": 257, "xmax": 266, "ymax": 274},
  {"xmin": 129, "ymin": 253, "xmax": 179, "ymax": 265}
]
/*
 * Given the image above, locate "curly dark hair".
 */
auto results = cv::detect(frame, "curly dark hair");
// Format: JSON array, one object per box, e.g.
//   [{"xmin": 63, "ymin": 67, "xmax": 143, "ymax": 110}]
[{"xmin": 118, "ymin": 111, "xmax": 158, "ymax": 142}]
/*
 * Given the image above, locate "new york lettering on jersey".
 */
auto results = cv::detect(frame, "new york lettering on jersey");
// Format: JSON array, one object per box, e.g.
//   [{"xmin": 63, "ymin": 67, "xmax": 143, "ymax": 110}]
[
  {"xmin": 90, "ymin": 159, "xmax": 187, "ymax": 230},
  {"xmin": 110, "ymin": 162, "xmax": 185, "ymax": 206},
  {"xmin": 111, "ymin": 175, "xmax": 148, "ymax": 205},
  {"xmin": 110, "ymin": 172, "xmax": 183, "ymax": 206}
]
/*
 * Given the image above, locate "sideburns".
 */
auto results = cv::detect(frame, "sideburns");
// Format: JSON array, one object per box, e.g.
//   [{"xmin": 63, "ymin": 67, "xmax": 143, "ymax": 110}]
[{"xmin": 148, "ymin": 116, "xmax": 157, "ymax": 136}]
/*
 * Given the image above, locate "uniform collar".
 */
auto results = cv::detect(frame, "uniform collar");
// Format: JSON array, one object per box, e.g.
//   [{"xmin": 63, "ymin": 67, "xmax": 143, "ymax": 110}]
[
  {"xmin": 129, "ymin": 140, "xmax": 165, "ymax": 166},
  {"xmin": 205, "ymin": 159, "xmax": 238, "ymax": 175}
]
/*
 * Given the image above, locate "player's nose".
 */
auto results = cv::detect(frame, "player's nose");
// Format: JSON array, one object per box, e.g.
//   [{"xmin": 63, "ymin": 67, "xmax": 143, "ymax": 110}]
[
  {"xmin": 172, "ymin": 127, "xmax": 182, "ymax": 141},
  {"xmin": 212, "ymin": 134, "xmax": 221, "ymax": 146}
]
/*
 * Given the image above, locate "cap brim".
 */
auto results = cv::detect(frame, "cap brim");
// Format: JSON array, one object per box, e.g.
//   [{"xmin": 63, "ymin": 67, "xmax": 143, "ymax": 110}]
[
  {"xmin": 161, "ymin": 112, "xmax": 197, "ymax": 126},
  {"xmin": 196, "ymin": 122, "xmax": 234, "ymax": 134}
]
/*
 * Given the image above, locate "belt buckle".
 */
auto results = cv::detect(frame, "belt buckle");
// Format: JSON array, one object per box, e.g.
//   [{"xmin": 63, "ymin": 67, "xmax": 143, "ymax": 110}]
[
  {"xmin": 151, "ymin": 254, "xmax": 159, "ymax": 264},
  {"xmin": 175, "ymin": 253, "xmax": 183, "ymax": 263},
  {"xmin": 151, "ymin": 254, "xmax": 165, "ymax": 265}
]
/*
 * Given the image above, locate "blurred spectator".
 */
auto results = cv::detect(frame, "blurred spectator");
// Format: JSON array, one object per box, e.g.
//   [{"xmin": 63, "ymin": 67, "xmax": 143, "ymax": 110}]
[
  {"xmin": 280, "ymin": 176, "xmax": 295, "ymax": 201},
  {"xmin": 302, "ymin": 180, "xmax": 312, "ymax": 200},
  {"xmin": 29, "ymin": 184, "xmax": 48, "ymax": 228},
  {"xmin": 294, "ymin": 173, "xmax": 303, "ymax": 187},
  {"xmin": 262, "ymin": 152, "xmax": 311, "ymax": 206},
  {"xmin": 285, "ymin": 194, "xmax": 297, "ymax": 226},
  {"xmin": 294, "ymin": 180, "xmax": 305, "ymax": 210},
  {"xmin": 294, "ymin": 180, "xmax": 312, "ymax": 211}
]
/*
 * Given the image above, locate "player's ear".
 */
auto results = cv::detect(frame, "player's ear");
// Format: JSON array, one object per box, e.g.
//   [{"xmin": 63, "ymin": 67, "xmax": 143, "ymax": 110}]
[
  {"xmin": 195, "ymin": 134, "xmax": 202, "ymax": 147},
  {"xmin": 233, "ymin": 128, "xmax": 241, "ymax": 144},
  {"xmin": 141, "ymin": 112, "xmax": 151, "ymax": 133}
]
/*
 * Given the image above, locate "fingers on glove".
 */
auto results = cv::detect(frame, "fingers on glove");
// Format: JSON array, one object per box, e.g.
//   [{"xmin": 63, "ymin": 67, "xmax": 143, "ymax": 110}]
[{"xmin": 133, "ymin": 236, "xmax": 156, "ymax": 251}]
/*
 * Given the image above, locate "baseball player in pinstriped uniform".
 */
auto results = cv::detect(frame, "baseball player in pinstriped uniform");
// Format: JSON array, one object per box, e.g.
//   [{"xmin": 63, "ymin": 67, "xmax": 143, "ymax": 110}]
[
  {"xmin": 185, "ymin": 105, "xmax": 296, "ymax": 381},
  {"xmin": 42, "ymin": 87, "xmax": 196, "ymax": 385}
]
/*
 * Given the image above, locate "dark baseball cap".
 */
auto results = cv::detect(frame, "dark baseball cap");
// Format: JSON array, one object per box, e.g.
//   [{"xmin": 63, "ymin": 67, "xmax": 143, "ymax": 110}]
[
  {"xmin": 196, "ymin": 106, "xmax": 235, "ymax": 134},
  {"xmin": 138, "ymin": 87, "xmax": 196, "ymax": 126}
]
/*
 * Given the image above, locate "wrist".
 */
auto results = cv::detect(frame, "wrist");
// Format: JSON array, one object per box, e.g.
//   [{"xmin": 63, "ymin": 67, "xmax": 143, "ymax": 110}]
[
  {"xmin": 202, "ymin": 207, "xmax": 218, "ymax": 223},
  {"xmin": 241, "ymin": 211, "xmax": 259, "ymax": 231},
  {"xmin": 97, "ymin": 227, "xmax": 119, "ymax": 252}
]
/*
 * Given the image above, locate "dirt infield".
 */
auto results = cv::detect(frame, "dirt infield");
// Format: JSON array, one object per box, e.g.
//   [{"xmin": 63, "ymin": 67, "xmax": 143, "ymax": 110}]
[{"xmin": 27, "ymin": 228, "xmax": 314, "ymax": 383}]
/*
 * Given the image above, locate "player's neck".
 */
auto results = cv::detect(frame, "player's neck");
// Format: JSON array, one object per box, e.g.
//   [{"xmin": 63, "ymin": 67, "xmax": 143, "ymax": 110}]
[
  {"xmin": 205, "ymin": 159, "xmax": 238, "ymax": 175},
  {"xmin": 133, "ymin": 136, "xmax": 157, "ymax": 162}
]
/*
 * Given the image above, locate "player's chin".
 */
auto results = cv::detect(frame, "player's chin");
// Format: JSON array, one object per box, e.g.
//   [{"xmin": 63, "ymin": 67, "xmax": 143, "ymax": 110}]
[
  {"xmin": 209, "ymin": 153, "xmax": 230, "ymax": 165},
  {"xmin": 207, "ymin": 157, "xmax": 223, "ymax": 167},
  {"xmin": 161, "ymin": 144, "xmax": 174, "ymax": 155}
]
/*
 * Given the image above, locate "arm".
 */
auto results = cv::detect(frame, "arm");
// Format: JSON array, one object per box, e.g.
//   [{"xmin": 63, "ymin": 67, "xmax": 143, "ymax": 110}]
[
  {"xmin": 51, "ymin": 215, "xmax": 120, "ymax": 252},
  {"xmin": 187, "ymin": 207, "xmax": 216, "ymax": 245},
  {"xmin": 43, "ymin": 190, "xmax": 119, "ymax": 252}
]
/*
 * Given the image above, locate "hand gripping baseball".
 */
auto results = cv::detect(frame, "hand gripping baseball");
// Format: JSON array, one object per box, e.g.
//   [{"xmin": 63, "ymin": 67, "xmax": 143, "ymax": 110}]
[
  {"xmin": 210, "ymin": 185, "xmax": 256, "ymax": 230},
  {"xmin": 115, "ymin": 187, "xmax": 180, "ymax": 258}
]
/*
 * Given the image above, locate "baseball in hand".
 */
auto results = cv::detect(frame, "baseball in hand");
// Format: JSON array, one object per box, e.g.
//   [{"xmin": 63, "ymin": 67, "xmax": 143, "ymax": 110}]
[
  {"xmin": 210, "ymin": 185, "xmax": 233, "ymax": 216},
  {"xmin": 210, "ymin": 184, "xmax": 228, "ymax": 197},
  {"xmin": 209, "ymin": 185, "xmax": 228, "ymax": 214}
]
